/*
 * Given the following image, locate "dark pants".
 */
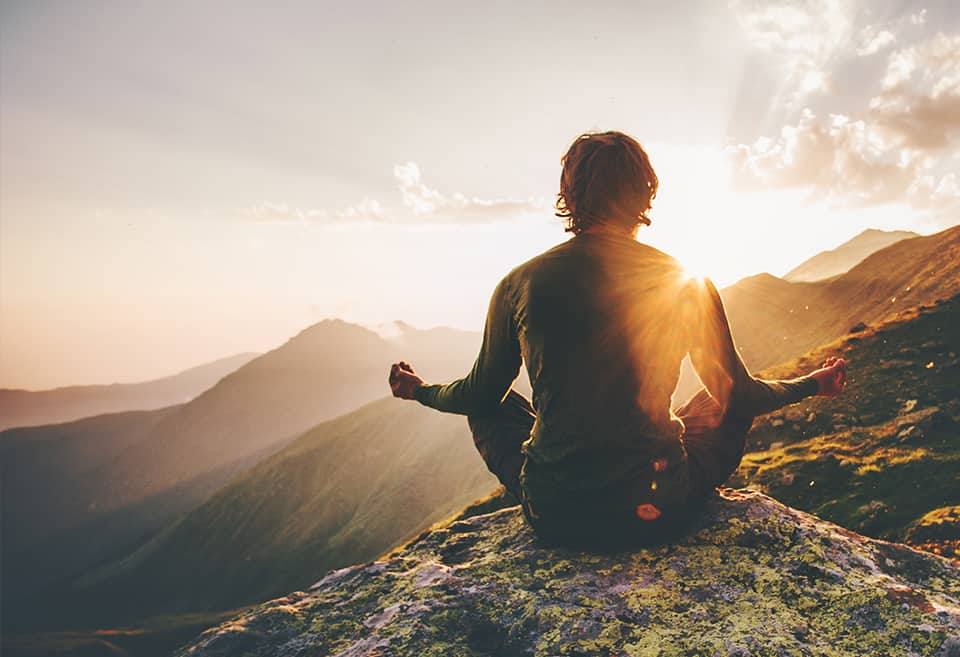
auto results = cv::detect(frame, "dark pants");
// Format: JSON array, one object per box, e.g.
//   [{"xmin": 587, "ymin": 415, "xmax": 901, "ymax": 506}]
[{"xmin": 467, "ymin": 388, "xmax": 754, "ymax": 545}]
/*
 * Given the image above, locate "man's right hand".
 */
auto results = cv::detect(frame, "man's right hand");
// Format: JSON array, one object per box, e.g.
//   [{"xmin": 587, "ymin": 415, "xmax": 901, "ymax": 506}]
[
  {"xmin": 389, "ymin": 361, "xmax": 424, "ymax": 400},
  {"xmin": 810, "ymin": 356, "xmax": 847, "ymax": 397}
]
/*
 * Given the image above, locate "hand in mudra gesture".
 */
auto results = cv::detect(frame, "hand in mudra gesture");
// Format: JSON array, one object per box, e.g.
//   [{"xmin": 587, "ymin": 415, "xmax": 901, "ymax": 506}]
[
  {"xmin": 389, "ymin": 361, "xmax": 424, "ymax": 400},
  {"xmin": 810, "ymin": 356, "xmax": 847, "ymax": 397}
]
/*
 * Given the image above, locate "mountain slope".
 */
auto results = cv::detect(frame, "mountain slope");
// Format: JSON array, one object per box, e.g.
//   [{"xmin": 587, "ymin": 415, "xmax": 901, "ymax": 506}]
[
  {"xmin": 731, "ymin": 293, "xmax": 960, "ymax": 557},
  {"xmin": 32, "ymin": 397, "xmax": 496, "ymax": 630},
  {"xmin": 670, "ymin": 224, "xmax": 958, "ymax": 403},
  {"xmin": 1, "ymin": 406, "xmax": 180, "ymax": 557},
  {"xmin": 90, "ymin": 320, "xmax": 486, "ymax": 514},
  {"xmin": 179, "ymin": 489, "xmax": 960, "ymax": 657},
  {"xmin": 51, "ymin": 297, "xmax": 960, "ymax": 639},
  {"xmin": 1, "ymin": 320, "xmax": 486, "ymax": 627},
  {"xmin": 0, "ymin": 352, "xmax": 257, "ymax": 431},
  {"xmin": 784, "ymin": 228, "xmax": 918, "ymax": 282},
  {"xmin": 722, "ymin": 224, "xmax": 960, "ymax": 373}
]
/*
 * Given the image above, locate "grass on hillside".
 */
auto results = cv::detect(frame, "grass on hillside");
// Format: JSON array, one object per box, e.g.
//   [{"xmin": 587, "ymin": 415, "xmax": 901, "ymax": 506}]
[{"xmin": 731, "ymin": 295, "xmax": 960, "ymax": 559}]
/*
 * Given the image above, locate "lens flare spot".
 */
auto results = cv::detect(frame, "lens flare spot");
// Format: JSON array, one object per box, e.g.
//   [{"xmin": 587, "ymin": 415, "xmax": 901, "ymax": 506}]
[{"xmin": 636, "ymin": 503, "xmax": 662, "ymax": 521}]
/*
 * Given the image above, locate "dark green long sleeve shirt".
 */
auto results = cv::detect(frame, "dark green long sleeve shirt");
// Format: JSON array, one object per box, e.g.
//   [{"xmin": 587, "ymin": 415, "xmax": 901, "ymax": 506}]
[{"xmin": 414, "ymin": 231, "xmax": 817, "ymax": 506}]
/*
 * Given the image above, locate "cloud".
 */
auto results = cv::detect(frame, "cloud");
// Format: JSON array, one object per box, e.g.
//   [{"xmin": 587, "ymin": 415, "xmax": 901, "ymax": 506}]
[
  {"xmin": 856, "ymin": 28, "xmax": 895, "ymax": 57},
  {"xmin": 870, "ymin": 33, "xmax": 960, "ymax": 151},
  {"xmin": 333, "ymin": 198, "xmax": 387, "ymax": 222},
  {"xmin": 393, "ymin": 162, "xmax": 544, "ymax": 221},
  {"xmin": 730, "ymin": 0, "xmax": 855, "ymax": 103},
  {"xmin": 731, "ymin": 107, "xmax": 959, "ymax": 210},
  {"xmin": 732, "ymin": 109, "xmax": 911, "ymax": 203},
  {"xmin": 731, "ymin": 26, "xmax": 960, "ymax": 213},
  {"xmin": 237, "ymin": 162, "xmax": 545, "ymax": 225},
  {"xmin": 237, "ymin": 203, "xmax": 308, "ymax": 224}
]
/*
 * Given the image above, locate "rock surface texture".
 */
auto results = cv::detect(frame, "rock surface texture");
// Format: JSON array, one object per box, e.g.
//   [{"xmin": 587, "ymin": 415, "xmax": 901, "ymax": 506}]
[{"xmin": 179, "ymin": 489, "xmax": 960, "ymax": 657}]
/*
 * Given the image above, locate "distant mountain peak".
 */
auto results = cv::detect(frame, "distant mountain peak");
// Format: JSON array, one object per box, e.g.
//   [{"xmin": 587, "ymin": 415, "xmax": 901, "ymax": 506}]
[
  {"xmin": 784, "ymin": 228, "xmax": 920, "ymax": 283},
  {"xmin": 367, "ymin": 319, "xmax": 417, "ymax": 339}
]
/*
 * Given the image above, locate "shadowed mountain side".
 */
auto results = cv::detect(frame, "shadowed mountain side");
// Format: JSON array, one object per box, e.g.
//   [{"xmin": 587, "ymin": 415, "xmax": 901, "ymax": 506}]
[
  {"xmin": 730, "ymin": 294, "xmax": 960, "ymax": 558},
  {"xmin": 784, "ymin": 228, "xmax": 919, "ymax": 283},
  {"xmin": 3, "ymin": 438, "xmax": 288, "ymax": 618},
  {"xmin": 1, "ymin": 406, "xmax": 182, "ymax": 554},
  {"xmin": 179, "ymin": 489, "xmax": 960, "ymax": 657},
  {"xmin": 0, "ymin": 352, "xmax": 258, "ymax": 431},
  {"xmin": 1, "ymin": 320, "xmax": 493, "ymax": 629},
  {"xmin": 28, "ymin": 397, "xmax": 496, "ymax": 631}
]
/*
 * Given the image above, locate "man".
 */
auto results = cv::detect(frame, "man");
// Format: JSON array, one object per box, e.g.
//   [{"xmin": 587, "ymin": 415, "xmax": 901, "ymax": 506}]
[{"xmin": 389, "ymin": 131, "xmax": 847, "ymax": 547}]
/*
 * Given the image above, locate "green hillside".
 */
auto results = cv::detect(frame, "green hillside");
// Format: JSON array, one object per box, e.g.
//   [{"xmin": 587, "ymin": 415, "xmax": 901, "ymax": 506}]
[
  {"xmin": 42, "ymin": 397, "xmax": 496, "ymax": 630},
  {"xmin": 731, "ymin": 294, "xmax": 960, "ymax": 558}
]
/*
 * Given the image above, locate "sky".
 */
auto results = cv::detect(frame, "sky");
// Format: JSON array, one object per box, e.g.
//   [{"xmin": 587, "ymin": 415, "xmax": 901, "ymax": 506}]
[{"xmin": 2, "ymin": 0, "xmax": 959, "ymax": 389}]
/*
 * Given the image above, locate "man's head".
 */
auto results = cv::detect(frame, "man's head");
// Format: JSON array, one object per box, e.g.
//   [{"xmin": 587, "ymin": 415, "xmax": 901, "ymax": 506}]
[{"xmin": 555, "ymin": 131, "xmax": 658, "ymax": 235}]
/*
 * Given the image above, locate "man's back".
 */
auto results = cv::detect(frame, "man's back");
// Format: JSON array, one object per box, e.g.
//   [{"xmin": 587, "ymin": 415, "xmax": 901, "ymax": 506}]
[{"xmin": 510, "ymin": 231, "xmax": 693, "ymax": 504}]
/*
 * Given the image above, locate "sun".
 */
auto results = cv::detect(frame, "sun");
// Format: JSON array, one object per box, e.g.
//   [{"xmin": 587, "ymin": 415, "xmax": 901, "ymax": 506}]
[
  {"xmin": 668, "ymin": 243, "xmax": 737, "ymax": 287},
  {"xmin": 677, "ymin": 258, "xmax": 711, "ymax": 285}
]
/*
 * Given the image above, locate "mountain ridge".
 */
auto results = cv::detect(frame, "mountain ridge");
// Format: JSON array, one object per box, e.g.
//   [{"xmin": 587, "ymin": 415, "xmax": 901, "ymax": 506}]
[
  {"xmin": 722, "ymin": 224, "xmax": 960, "ymax": 373},
  {"xmin": 0, "ymin": 352, "xmax": 258, "ymax": 431},
  {"xmin": 1, "ymin": 319, "xmax": 488, "ymax": 633},
  {"xmin": 784, "ymin": 228, "xmax": 920, "ymax": 283}
]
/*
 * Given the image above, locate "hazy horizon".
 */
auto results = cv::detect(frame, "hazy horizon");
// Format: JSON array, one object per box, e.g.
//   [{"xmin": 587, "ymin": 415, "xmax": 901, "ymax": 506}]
[
  {"xmin": 0, "ymin": 223, "xmax": 941, "ymax": 392},
  {"xmin": 3, "ymin": 0, "xmax": 959, "ymax": 389}
]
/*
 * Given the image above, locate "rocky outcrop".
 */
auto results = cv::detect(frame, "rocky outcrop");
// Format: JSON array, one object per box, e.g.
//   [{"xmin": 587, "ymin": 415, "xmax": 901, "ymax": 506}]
[{"xmin": 179, "ymin": 489, "xmax": 960, "ymax": 657}]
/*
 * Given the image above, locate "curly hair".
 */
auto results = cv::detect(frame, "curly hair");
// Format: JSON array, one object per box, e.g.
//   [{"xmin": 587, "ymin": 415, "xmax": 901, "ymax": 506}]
[{"xmin": 555, "ymin": 131, "xmax": 659, "ymax": 235}]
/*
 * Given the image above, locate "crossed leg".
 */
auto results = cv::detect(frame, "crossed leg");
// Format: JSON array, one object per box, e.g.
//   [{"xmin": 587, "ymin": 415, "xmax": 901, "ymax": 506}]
[
  {"xmin": 466, "ymin": 388, "xmax": 535, "ymax": 500},
  {"xmin": 675, "ymin": 388, "xmax": 755, "ymax": 497},
  {"xmin": 465, "ymin": 386, "xmax": 756, "ymax": 544}
]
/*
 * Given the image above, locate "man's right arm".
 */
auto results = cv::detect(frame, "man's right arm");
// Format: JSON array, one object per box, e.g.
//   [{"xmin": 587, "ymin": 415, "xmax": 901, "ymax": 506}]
[
  {"xmin": 409, "ymin": 276, "xmax": 522, "ymax": 416},
  {"xmin": 686, "ymin": 277, "xmax": 821, "ymax": 418}
]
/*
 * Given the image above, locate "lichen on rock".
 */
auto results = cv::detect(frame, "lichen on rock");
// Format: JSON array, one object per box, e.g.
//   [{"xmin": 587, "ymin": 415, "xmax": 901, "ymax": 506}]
[{"xmin": 178, "ymin": 489, "xmax": 960, "ymax": 657}]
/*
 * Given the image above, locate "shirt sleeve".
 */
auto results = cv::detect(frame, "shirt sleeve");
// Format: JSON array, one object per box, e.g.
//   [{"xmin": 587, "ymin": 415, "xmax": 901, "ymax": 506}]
[
  {"xmin": 685, "ymin": 277, "xmax": 818, "ymax": 418},
  {"xmin": 413, "ymin": 276, "xmax": 522, "ymax": 416}
]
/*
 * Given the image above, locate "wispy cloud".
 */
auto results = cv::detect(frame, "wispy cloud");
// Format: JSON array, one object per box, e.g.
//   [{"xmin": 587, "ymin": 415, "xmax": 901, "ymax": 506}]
[
  {"xmin": 730, "ymin": 0, "xmax": 855, "ymax": 104},
  {"xmin": 856, "ymin": 28, "xmax": 895, "ymax": 57},
  {"xmin": 236, "ymin": 162, "xmax": 545, "ymax": 225}
]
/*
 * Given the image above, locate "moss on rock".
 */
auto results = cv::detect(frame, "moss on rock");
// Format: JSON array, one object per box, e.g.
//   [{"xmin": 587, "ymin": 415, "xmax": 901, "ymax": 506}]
[{"xmin": 178, "ymin": 489, "xmax": 960, "ymax": 657}]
